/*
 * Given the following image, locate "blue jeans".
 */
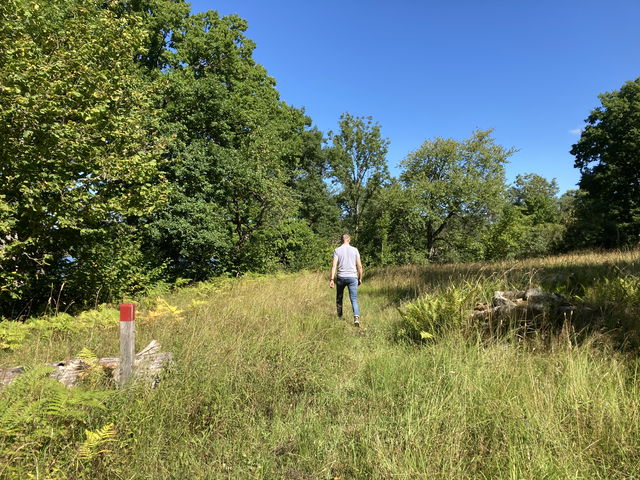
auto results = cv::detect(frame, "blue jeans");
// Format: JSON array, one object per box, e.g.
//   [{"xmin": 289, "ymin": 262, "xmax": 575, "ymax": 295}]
[{"xmin": 336, "ymin": 277, "xmax": 360, "ymax": 317}]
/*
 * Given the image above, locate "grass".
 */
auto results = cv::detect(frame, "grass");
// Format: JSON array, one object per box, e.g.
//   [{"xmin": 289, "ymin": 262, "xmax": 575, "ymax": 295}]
[{"xmin": 2, "ymin": 251, "xmax": 640, "ymax": 479}]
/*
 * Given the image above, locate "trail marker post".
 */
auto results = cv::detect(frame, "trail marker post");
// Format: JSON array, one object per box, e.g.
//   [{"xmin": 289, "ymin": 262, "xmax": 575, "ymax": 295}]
[{"xmin": 119, "ymin": 303, "xmax": 136, "ymax": 386}]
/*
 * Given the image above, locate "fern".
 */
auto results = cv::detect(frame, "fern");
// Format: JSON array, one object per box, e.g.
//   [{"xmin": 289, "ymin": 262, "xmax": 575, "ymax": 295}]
[
  {"xmin": 0, "ymin": 305, "xmax": 117, "ymax": 352},
  {"xmin": 0, "ymin": 366, "xmax": 112, "ymax": 476},
  {"xmin": 139, "ymin": 297, "xmax": 185, "ymax": 324},
  {"xmin": 77, "ymin": 347, "xmax": 98, "ymax": 362},
  {"xmin": 396, "ymin": 281, "xmax": 484, "ymax": 343},
  {"xmin": 78, "ymin": 423, "xmax": 117, "ymax": 460}
]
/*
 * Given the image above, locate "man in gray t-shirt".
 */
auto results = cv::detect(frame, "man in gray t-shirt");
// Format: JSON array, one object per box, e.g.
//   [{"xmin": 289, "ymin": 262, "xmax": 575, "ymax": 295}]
[{"xmin": 329, "ymin": 234, "xmax": 363, "ymax": 326}]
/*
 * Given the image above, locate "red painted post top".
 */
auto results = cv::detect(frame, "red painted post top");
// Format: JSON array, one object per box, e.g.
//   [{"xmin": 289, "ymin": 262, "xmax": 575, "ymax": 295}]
[{"xmin": 119, "ymin": 303, "xmax": 135, "ymax": 322}]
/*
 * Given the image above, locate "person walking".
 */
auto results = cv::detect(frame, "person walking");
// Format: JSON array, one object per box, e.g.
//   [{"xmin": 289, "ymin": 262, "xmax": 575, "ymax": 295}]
[{"xmin": 329, "ymin": 234, "xmax": 363, "ymax": 326}]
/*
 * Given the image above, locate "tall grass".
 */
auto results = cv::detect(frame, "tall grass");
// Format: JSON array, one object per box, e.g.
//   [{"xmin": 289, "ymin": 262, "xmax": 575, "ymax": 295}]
[{"xmin": 1, "ymin": 251, "xmax": 640, "ymax": 478}]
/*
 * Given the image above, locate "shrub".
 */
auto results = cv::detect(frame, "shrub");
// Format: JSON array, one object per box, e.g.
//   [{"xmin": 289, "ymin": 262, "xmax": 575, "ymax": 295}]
[
  {"xmin": 0, "ymin": 366, "xmax": 113, "ymax": 479},
  {"xmin": 395, "ymin": 283, "xmax": 485, "ymax": 343},
  {"xmin": 0, "ymin": 305, "xmax": 117, "ymax": 351}
]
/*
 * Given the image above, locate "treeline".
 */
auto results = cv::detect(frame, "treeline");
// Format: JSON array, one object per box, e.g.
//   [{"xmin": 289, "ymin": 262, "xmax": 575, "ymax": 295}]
[{"xmin": 1, "ymin": 0, "xmax": 638, "ymax": 318}]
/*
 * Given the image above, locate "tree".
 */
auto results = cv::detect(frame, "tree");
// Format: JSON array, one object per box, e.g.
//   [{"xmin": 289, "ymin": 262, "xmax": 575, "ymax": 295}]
[
  {"xmin": 570, "ymin": 78, "xmax": 640, "ymax": 247},
  {"xmin": 0, "ymin": 0, "xmax": 169, "ymax": 315},
  {"xmin": 510, "ymin": 174, "xmax": 560, "ymax": 224},
  {"xmin": 328, "ymin": 113, "xmax": 390, "ymax": 237},
  {"xmin": 143, "ymin": 10, "xmax": 318, "ymax": 277},
  {"xmin": 290, "ymin": 128, "xmax": 341, "ymax": 241},
  {"xmin": 499, "ymin": 173, "xmax": 565, "ymax": 258},
  {"xmin": 117, "ymin": 0, "xmax": 191, "ymax": 70},
  {"xmin": 358, "ymin": 180, "xmax": 425, "ymax": 265},
  {"xmin": 399, "ymin": 130, "xmax": 514, "ymax": 261},
  {"xmin": 484, "ymin": 204, "xmax": 530, "ymax": 260}
]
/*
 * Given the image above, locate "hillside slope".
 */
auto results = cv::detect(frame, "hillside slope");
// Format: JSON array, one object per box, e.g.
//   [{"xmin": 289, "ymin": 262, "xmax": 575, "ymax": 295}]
[{"xmin": 2, "ymin": 251, "xmax": 640, "ymax": 479}]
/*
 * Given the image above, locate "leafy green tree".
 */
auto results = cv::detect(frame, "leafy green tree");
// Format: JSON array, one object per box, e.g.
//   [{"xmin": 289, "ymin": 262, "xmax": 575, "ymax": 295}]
[
  {"xmin": 328, "ymin": 113, "xmax": 390, "ymax": 237},
  {"xmin": 558, "ymin": 189, "xmax": 606, "ymax": 250},
  {"xmin": 291, "ymin": 128, "xmax": 341, "ymax": 241},
  {"xmin": 144, "ymin": 10, "xmax": 316, "ymax": 278},
  {"xmin": 510, "ymin": 174, "xmax": 560, "ymax": 224},
  {"xmin": 358, "ymin": 180, "xmax": 428, "ymax": 266},
  {"xmin": 0, "ymin": 0, "xmax": 168, "ymax": 314},
  {"xmin": 503, "ymin": 173, "xmax": 564, "ymax": 257},
  {"xmin": 484, "ymin": 205, "xmax": 530, "ymax": 260},
  {"xmin": 399, "ymin": 130, "xmax": 513, "ymax": 261},
  {"xmin": 570, "ymin": 78, "xmax": 640, "ymax": 247},
  {"xmin": 117, "ymin": 0, "xmax": 191, "ymax": 70}
]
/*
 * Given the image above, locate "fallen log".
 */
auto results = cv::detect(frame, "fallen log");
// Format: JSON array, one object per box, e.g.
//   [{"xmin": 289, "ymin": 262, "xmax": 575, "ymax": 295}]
[
  {"xmin": 0, "ymin": 340, "xmax": 172, "ymax": 388},
  {"xmin": 0, "ymin": 366, "xmax": 25, "ymax": 388}
]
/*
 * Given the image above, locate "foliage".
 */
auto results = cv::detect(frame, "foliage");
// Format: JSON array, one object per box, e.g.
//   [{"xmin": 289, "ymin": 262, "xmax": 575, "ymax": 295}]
[
  {"xmin": 0, "ymin": 0, "xmax": 169, "ymax": 314},
  {"xmin": 358, "ymin": 180, "xmax": 427, "ymax": 265},
  {"xmin": 143, "ymin": 9, "xmax": 320, "ymax": 278},
  {"xmin": 395, "ymin": 283, "xmax": 485, "ymax": 342},
  {"xmin": 78, "ymin": 423, "xmax": 117, "ymax": 461},
  {"xmin": 139, "ymin": 297, "xmax": 184, "ymax": 324},
  {"xmin": 398, "ymin": 129, "xmax": 514, "ymax": 261},
  {"xmin": 291, "ymin": 128, "xmax": 341, "ymax": 240},
  {"xmin": 581, "ymin": 274, "xmax": 640, "ymax": 308},
  {"xmin": 484, "ymin": 204, "xmax": 531, "ymax": 260},
  {"xmin": 0, "ymin": 366, "xmax": 112, "ymax": 479},
  {"xmin": 0, "ymin": 305, "xmax": 117, "ymax": 351},
  {"xmin": 328, "ymin": 113, "xmax": 390, "ymax": 237},
  {"xmin": 570, "ymin": 78, "xmax": 640, "ymax": 247},
  {"xmin": 510, "ymin": 173, "xmax": 560, "ymax": 224},
  {"xmin": 118, "ymin": 0, "xmax": 191, "ymax": 70},
  {"xmin": 485, "ymin": 174, "xmax": 565, "ymax": 260}
]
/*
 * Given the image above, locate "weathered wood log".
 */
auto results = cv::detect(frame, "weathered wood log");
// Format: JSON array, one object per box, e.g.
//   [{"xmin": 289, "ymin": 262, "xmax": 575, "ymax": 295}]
[
  {"xmin": 0, "ymin": 340, "xmax": 172, "ymax": 388},
  {"xmin": 470, "ymin": 289, "xmax": 578, "ymax": 331},
  {"xmin": 50, "ymin": 359, "xmax": 90, "ymax": 387},
  {"xmin": 0, "ymin": 366, "xmax": 25, "ymax": 388},
  {"xmin": 109, "ymin": 352, "xmax": 173, "ymax": 387}
]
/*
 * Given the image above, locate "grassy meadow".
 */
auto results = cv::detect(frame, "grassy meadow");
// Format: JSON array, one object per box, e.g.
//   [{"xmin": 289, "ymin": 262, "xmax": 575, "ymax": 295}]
[{"xmin": 2, "ymin": 251, "xmax": 640, "ymax": 479}]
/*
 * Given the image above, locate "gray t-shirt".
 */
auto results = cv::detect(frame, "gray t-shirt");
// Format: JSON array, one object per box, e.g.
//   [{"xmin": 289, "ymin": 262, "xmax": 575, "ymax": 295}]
[{"xmin": 333, "ymin": 244, "xmax": 360, "ymax": 278}]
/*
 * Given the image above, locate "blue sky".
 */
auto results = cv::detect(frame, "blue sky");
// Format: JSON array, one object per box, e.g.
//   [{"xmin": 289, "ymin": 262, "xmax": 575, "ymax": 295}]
[{"xmin": 188, "ymin": 0, "xmax": 640, "ymax": 194}]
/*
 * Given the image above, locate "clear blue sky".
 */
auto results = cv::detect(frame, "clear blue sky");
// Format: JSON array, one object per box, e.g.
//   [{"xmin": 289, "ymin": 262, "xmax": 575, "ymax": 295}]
[{"xmin": 188, "ymin": 0, "xmax": 640, "ymax": 194}]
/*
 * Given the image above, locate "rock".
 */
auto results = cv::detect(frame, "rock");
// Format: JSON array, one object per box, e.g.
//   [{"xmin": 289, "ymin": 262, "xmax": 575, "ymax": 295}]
[
  {"xmin": 470, "ymin": 288, "xmax": 578, "ymax": 331},
  {"xmin": 493, "ymin": 291, "xmax": 517, "ymax": 308},
  {"xmin": 0, "ymin": 366, "xmax": 25, "ymax": 387}
]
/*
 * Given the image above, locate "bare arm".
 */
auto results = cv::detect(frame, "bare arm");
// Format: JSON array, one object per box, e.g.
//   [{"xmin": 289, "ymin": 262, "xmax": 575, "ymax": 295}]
[
  {"xmin": 356, "ymin": 256, "xmax": 363, "ymax": 285},
  {"xmin": 329, "ymin": 257, "xmax": 338, "ymax": 288}
]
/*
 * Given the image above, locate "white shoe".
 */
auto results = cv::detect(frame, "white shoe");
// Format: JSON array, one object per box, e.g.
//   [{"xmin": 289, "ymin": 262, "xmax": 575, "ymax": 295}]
[{"xmin": 354, "ymin": 316, "xmax": 360, "ymax": 327}]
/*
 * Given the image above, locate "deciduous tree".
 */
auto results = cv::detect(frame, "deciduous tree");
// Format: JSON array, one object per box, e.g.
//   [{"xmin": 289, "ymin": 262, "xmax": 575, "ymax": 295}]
[
  {"xmin": 0, "ymin": 0, "xmax": 168, "ymax": 314},
  {"xmin": 570, "ymin": 78, "xmax": 640, "ymax": 247},
  {"xmin": 328, "ymin": 114, "xmax": 389, "ymax": 237},
  {"xmin": 399, "ymin": 130, "xmax": 513, "ymax": 260}
]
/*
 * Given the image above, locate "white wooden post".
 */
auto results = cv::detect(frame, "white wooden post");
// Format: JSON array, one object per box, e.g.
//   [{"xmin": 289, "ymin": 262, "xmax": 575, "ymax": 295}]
[{"xmin": 119, "ymin": 303, "xmax": 135, "ymax": 386}]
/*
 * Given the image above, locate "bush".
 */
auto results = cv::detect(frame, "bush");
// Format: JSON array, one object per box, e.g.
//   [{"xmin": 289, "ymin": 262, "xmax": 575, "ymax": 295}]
[
  {"xmin": 0, "ymin": 366, "xmax": 113, "ymax": 479},
  {"xmin": 0, "ymin": 305, "xmax": 117, "ymax": 351},
  {"xmin": 395, "ymin": 283, "xmax": 486, "ymax": 343}
]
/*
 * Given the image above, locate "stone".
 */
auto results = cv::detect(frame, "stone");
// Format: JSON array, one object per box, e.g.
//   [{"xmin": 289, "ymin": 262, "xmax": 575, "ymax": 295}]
[{"xmin": 493, "ymin": 291, "xmax": 517, "ymax": 308}]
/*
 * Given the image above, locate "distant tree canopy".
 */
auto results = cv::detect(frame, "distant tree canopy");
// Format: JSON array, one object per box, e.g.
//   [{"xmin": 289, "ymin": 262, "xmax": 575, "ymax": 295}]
[
  {"xmin": 1, "ymin": 0, "xmax": 632, "ymax": 318},
  {"xmin": 398, "ymin": 130, "xmax": 513, "ymax": 262},
  {"xmin": 328, "ymin": 113, "xmax": 390, "ymax": 239},
  {"xmin": 570, "ymin": 78, "xmax": 640, "ymax": 247}
]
